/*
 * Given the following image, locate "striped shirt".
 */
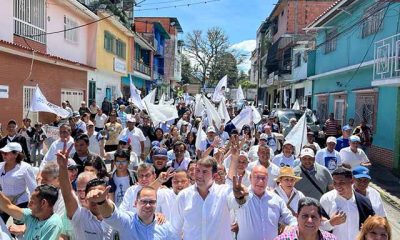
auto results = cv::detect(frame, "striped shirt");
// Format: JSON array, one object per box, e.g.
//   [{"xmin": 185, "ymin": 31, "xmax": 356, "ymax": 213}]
[{"xmin": 325, "ymin": 119, "xmax": 338, "ymax": 136}]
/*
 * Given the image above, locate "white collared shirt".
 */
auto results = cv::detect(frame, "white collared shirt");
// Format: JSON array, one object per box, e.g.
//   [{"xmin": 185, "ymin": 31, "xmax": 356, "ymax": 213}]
[
  {"xmin": 273, "ymin": 186, "xmax": 305, "ymax": 214},
  {"xmin": 171, "ymin": 183, "xmax": 233, "ymax": 240},
  {"xmin": 119, "ymin": 127, "xmax": 146, "ymax": 156},
  {"xmin": 247, "ymin": 161, "xmax": 279, "ymax": 189},
  {"xmin": 366, "ymin": 186, "xmax": 386, "ymax": 217},
  {"xmin": 41, "ymin": 137, "xmax": 75, "ymax": 170},
  {"xmin": 339, "ymin": 147, "xmax": 369, "ymax": 169},
  {"xmin": 229, "ymin": 189, "xmax": 297, "ymax": 240},
  {"xmin": 157, "ymin": 188, "xmax": 178, "ymax": 220},
  {"xmin": 320, "ymin": 190, "xmax": 360, "ymax": 240},
  {"xmin": 119, "ymin": 185, "xmax": 142, "ymax": 213}
]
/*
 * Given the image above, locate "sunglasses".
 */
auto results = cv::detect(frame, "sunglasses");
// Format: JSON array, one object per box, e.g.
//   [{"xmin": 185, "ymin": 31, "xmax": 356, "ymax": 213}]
[
  {"xmin": 115, "ymin": 160, "xmax": 128, "ymax": 165},
  {"xmin": 138, "ymin": 199, "xmax": 157, "ymax": 206}
]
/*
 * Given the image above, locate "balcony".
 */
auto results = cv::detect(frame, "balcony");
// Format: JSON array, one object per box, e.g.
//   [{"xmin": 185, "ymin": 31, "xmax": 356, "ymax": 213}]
[
  {"xmin": 133, "ymin": 60, "xmax": 151, "ymax": 76},
  {"xmin": 373, "ymin": 33, "xmax": 400, "ymax": 86}
]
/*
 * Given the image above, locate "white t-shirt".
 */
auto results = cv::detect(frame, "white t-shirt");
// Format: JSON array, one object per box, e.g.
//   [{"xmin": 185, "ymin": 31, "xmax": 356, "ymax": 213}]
[
  {"xmin": 119, "ymin": 127, "xmax": 146, "ymax": 156},
  {"xmin": 94, "ymin": 114, "xmax": 108, "ymax": 129},
  {"xmin": 88, "ymin": 132, "xmax": 100, "ymax": 155},
  {"xmin": 272, "ymin": 153, "xmax": 296, "ymax": 168},
  {"xmin": 113, "ymin": 175, "xmax": 131, "ymax": 207},
  {"xmin": 315, "ymin": 148, "xmax": 342, "ymax": 173},
  {"xmin": 71, "ymin": 206, "xmax": 115, "ymax": 240},
  {"xmin": 366, "ymin": 186, "xmax": 386, "ymax": 217},
  {"xmin": 339, "ymin": 147, "xmax": 369, "ymax": 169}
]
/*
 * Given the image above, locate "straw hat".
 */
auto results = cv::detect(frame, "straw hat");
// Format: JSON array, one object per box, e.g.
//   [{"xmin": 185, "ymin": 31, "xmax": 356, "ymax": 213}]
[{"xmin": 275, "ymin": 167, "xmax": 302, "ymax": 182}]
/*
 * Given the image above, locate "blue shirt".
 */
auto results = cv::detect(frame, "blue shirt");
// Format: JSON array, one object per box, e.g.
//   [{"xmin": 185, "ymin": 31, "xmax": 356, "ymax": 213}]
[
  {"xmin": 335, "ymin": 137, "xmax": 349, "ymax": 151},
  {"xmin": 22, "ymin": 208, "xmax": 62, "ymax": 240},
  {"xmin": 104, "ymin": 206, "xmax": 179, "ymax": 240}
]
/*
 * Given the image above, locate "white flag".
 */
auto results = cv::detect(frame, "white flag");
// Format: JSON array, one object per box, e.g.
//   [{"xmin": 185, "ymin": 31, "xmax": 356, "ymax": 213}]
[
  {"xmin": 292, "ymin": 99, "xmax": 300, "ymax": 110},
  {"xmin": 129, "ymin": 76, "xmax": 145, "ymax": 110},
  {"xmin": 251, "ymin": 106, "xmax": 261, "ymax": 124},
  {"xmin": 159, "ymin": 93, "xmax": 166, "ymax": 105},
  {"xmin": 194, "ymin": 94, "xmax": 205, "ymax": 117},
  {"xmin": 202, "ymin": 95, "xmax": 222, "ymax": 128},
  {"xmin": 29, "ymin": 86, "xmax": 70, "ymax": 118},
  {"xmin": 212, "ymin": 75, "xmax": 228, "ymax": 102},
  {"xmin": 143, "ymin": 89, "xmax": 178, "ymax": 124},
  {"xmin": 236, "ymin": 85, "xmax": 245, "ymax": 101},
  {"xmin": 285, "ymin": 113, "xmax": 308, "ymax": 156},
  {"xmin": 218, "ymin": 98, "xmax": 231, "ymax": 122},
  {"xmin": 143, "ymin": 88, "xmax": 156, "ymax": 105},
  {"xmin": 195, "ymin": 120, "xmax": 206, "ymax": 151},
  {"xmin": 231, "ymin": 106, "xmax": 253, "ymax": 131},
  {"xmin": 283, "ymin": 88, "xmax": 288, "ymax": 108}
]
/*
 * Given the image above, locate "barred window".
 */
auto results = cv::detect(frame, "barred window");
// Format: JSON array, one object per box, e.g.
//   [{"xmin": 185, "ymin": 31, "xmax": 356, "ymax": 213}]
[
  {"xmin": 13, "ymin": 0, "xmax": 46, "ymax": 44},
  {"xmin": 317, "ymin": 95, "xmax": 329, "ymax": 123},
  {"xmin": 104, "ymin": 31, "xmax": 115, "ymax": 53},
  {"xmin": 362, "ymin": 4, "xmax": 385, "ymax": 38},
  {"xmin": 325, "ymin": 29, "xmax": 337, "ymax": 54},
  {"xmin": 116, "ymin": 39, "xmax": 126, "ymax": 59},
  {"xmin": 64, "ymin": 16, "xmax": 79, "ymax": 43},
  {"xmin": 355, "ymin": 93, "xmax": 378, "ymax": 132}
]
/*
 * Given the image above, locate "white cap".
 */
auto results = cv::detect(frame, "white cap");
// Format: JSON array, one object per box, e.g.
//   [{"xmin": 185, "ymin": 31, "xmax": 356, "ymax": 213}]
[
  {"xmin": 0, "ymin": 142, "xmax": 22, "ymax": 153},
  {"xmin": 326, "ymin": 136, "xmax": 337, "ymax": 144},
  {"xmin": 207, "ymin": 126, "xmax": 216, "ymax": 133},
  {"xmin": 300, "ymin": 148, "xmax": 315, "ymax": 158}
]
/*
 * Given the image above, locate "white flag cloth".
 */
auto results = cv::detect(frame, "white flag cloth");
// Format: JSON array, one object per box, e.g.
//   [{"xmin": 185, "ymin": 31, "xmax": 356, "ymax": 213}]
[
  {"xmin": 292, "ymin": 99, "xmax": 300, "ymax": 110},
  {"xmin": 194, "ymin": 94, "xmax": 204, "ymax": 117},
  {"xmin": 202, "ymin": 95, "xmax": 222, "ymax": 128},
  {"xmin": 236, "ymin": 85, "xmax": 245, "ymax": 101},
  {"xmin": 195, "ymin": 120, "xmax": 207, "ymax": 151},
  {"xmin": 212, "ymin": 75, "xmax": 228, "ymax": 102},
  {"xmin": 159, "ymin": 93, "xmax": 166, "ymax": 105},
  {"xmin": 218, "ymin": 98, "xmax": 231, "ymax": 122},
  {"xmin": 29, "ymin": 86, "xmax": 70, "ymax": 118},
  {"xmin": 251, "ymin": 106, "xmax": 262, "ymax": 124},
  {"xmin": 144, "ymin": 102, "xmax": 178, "ymax": 125},
  {"xmin": 129, "ymin": 76, "xmax": 145, "ymax": 110},
  {"xmin": 283, "ymin": 88, "xmax": 288, "ymax": 108},
  {"xmin": 143, "ymin": 89, "xmax": 156, "ymax": 104},
  {"xmin": 231, "ymin": 106, "xmax": 253, "ymax": 131},
  {"xmin": 285, "ymin": 113, "xmax": 308, "ymax": 156}
]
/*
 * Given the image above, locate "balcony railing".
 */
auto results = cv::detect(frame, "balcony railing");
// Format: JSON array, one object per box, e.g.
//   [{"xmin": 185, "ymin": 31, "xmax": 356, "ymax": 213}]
[
  {"xmin": 14, "ymin": 19, "xmax": 46, "ymax": 44},
  {"xmin": 373, "ymin": 33, "xmax": 400, "ymax": 86},
  {"xmin": 133, "ymin": 60, "xmax": 151, "ymax": 76}
]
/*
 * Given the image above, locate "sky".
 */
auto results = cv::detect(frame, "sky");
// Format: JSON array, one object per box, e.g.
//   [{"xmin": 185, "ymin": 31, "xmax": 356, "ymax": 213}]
[{"xmin": 135, "ymin": 0, "xmax": 276, "ymax": 72}]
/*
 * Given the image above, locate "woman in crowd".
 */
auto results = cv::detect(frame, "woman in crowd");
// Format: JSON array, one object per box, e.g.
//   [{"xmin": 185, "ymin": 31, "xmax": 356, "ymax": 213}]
[
  {"xmin": 83, "ymin": 157, "xmax": 109, "ymax": 181},
  {"xmin": 272, "ymin": 141, "xmax": 296, "ymax": 167},
  {"xmin": 185, "ymin": 132, "xmax": 197, "ymax": 159},
  {"xmin": 0, "ymin": 142, "xmax": 36, "ymax": 224},
  {"xmin": 357, "ymin": 216, "xmax": 391, "ymax": 240}
]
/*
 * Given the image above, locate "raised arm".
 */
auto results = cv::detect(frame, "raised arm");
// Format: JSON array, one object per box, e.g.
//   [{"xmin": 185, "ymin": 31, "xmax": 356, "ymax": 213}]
[{"xmin": 0, "ymin": 192, "xmax": 23, "ymax": 221}]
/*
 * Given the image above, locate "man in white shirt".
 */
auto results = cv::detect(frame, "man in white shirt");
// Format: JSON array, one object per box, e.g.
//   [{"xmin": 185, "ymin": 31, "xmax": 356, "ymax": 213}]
[
  {"xmin": 247, "ymin": 143, "xmax": 280, "ymax": 188},
  {"xmin": 119, "ymin": 117, "xmax": 146, "ymax": 160},
  {"xmin": 320, "ymin": 167, "xmax": 375, "ymax": 240},
  {"xmin": 56, "ymin": 149, "xmax": 115, "ymax": 240},
  {"xmin": 230, "ymin": 165, "xmax": 297, "ymax": 240},
  {"xmin": 339, "ymin": 135, "xmax": 371, "ymax": 169},
  {"xmin": 168, "ymin": 141, "xmax": 191, "ymax": 171},
  {"xmin": 352, "ymin": 166, "xmax": 386, "ymax": 217},
  {"xmin": 86, "ymin": 121, "xmax": 100, "ymax": 155},
  {"xmin": 94, "ymin": 108, "xmax": 108, "ymax": 132},
  {"xmin": 315, "ymin": 136, "xmax": 342, "ymax": 173},
  {"xmin": 171, "ymin": 156, "xmax": 233, "ymax": 240}
]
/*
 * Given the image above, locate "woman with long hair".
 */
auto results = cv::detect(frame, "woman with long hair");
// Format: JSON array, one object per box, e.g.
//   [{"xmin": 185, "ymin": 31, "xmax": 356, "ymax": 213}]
[{"xmin": 357, "ymin": 216, "xmax": 391, "ymax": 240}]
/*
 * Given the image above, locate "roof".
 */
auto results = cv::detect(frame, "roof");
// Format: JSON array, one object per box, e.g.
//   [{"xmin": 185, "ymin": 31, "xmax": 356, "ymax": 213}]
[
  {"xmin": 154, "ymin": 22, "xmax": 171, "ymax": 39},
  {"xmin": 136, "ymin": 17, "xmax": 183, "ymax": 33},
  {"xmin": 306, "ymin": 0, "xmax": 357, "ymax": 28},
  {"xmin": 0, "ymin": 39, "xmax": 95, "ymax": 70}
]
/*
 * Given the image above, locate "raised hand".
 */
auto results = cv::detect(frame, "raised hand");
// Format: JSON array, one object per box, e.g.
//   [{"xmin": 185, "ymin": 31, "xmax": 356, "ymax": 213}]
[
  {"xmin": 232, "ymin": 175, "xmax": 248, "ymax": 200},
  {"xmin": 329, "ymin": 211, "xmax": 347, "ymax": 226},
  {"xmin": 86, "ymin": 185, "xmax": 111, "ymax": 204},
  {"xmin": 157, "ymin": 168, "xmax": 175, "ymax": 184}
]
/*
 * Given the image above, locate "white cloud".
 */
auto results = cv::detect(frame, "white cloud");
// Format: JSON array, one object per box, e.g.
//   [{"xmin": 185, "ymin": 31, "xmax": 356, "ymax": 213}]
[{"xmin": 230, "ymin": 40, "xmax": 256, "ymax": 73}]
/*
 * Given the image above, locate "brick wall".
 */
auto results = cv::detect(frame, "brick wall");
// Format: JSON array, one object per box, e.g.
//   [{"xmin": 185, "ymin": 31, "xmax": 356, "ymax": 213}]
[
  {"xmin": 286, "ymin": 1, "xmax": 335, "ymax": 34},
  {"xmin": 0, "ymin": 50, "xmax": 87, "ymax": 127},
  {"xmin": 369, "ymin": 145, "xmax": 394, "ymax": 169}
]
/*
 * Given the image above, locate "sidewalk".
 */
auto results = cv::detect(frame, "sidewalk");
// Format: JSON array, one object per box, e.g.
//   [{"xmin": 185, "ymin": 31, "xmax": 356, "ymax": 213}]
[{"xmin": 369, "ymin": 163, "xmax": 400, "ymax": 210}]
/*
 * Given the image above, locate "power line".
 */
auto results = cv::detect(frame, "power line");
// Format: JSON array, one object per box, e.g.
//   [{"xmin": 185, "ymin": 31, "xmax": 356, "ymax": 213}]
[
  {"xmin": 137, "ymin": 0, "xmax": 189, "ymax": 6},
  {"xmin": 135, "ymin": 0, "xmax": 220, "ymax": 11}
]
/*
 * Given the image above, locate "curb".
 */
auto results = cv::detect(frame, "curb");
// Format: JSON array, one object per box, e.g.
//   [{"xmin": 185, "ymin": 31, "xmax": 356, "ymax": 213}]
[{"xmin": 370, "ymin": 182, "xmax": 400, "ymax": 211}]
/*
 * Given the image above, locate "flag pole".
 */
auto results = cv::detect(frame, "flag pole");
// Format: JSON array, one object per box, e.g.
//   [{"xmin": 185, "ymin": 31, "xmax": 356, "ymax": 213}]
[{"xmin": 25, "ymin": 84, "xmax": 38, "ymax": 119}]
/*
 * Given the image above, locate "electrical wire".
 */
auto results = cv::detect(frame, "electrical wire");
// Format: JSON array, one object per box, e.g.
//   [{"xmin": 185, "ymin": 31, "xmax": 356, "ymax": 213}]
[
  {"xmin": 137, "ymin": 0, "xmax": 190, "ymax": 6},
  {"xmin": 135, "ymin": 0, "xmax": 220, "ymax": 11}
]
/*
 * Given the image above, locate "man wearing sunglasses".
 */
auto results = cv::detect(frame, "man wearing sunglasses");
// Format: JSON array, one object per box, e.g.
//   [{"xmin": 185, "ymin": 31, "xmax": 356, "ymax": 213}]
[{"xmin": 87, "ymin": 186, "xmax": 179, "ymax": 239}]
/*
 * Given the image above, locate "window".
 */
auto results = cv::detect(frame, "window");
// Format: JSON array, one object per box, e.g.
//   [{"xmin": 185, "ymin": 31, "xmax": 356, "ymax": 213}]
[
  {"xmin": 294, "ymin": 52, "xmax": 301, "ymax": 68},
  {"xmin": 325, "ymin": 29, "xmax": 337, "ymax": 54},
  {"xmin": 116, "ymin": 39, "xmax": 126, "ymax": 59},
  {"xmin": 13, "ymin": 0, "xmax": 46, "ymax": 44},
  {"xmin": 362, "ymin": 4, "xmax": 385, "ymax": 38},
  {"xmin": 317, "ymin": 95, "xmax": 329, "ymax": 123},
  {"xmin": 23, "ymin": 86, "xmax": 39, "ymax": 124},
  {"xmin": 355, "ymin": 92, "xmax": 378, "ymax": 132},
  {"xmin": 64, "ymin": 16, "xmax": 78, "ymax": 43},
  {"xmin": 104, "ymin": 31, "xmax": 115, "ymax": 53}
]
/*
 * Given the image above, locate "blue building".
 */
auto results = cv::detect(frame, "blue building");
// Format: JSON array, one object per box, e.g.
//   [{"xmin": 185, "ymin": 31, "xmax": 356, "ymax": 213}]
[{"xmin": 307, "ymin": 0, "xmax": 400, "ymax": 172}]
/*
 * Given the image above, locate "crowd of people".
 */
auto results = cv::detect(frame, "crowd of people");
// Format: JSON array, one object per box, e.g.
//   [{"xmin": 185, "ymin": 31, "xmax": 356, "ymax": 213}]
[{"xmin": 0, "ymin": 94, "xmax": 392, "ymax": 240}]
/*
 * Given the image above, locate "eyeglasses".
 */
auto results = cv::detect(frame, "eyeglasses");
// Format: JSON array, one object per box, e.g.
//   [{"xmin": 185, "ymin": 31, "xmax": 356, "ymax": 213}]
[
  {"xmin": 115, "ymin": 160, "xmax": 128, "ymax": 165},
  {"xmin": 253, "ymin": 175, "xmax": 268, "ymax": 182},
  {"xmin": 138, "ymin": 199, "xmax": 157, "ymax": 206},
  {"xmin": 138, "ymin": 173, "xmax": 153, "ymax": 179}
]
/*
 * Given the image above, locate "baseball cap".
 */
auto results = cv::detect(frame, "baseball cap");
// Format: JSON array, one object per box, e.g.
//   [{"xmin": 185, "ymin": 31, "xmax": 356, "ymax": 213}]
[
  {"xmin": 326, "ymin": 136, "xmax": 337, "ymax": 144},
  {"xmin": 283, "ymin": 141, "xmax": 294, "ymax": 147},
  {"xmin": 67, "ymin": 159, "xmax": 79, "ymax": 170},
  {"xmin": 87, "ymin": 121, "xmax": 94, "ymax": 126},
  {"xmin": 0, "ymin": 142, "xmax": 22, "ymax": 153},
  {"xmin": 127, "ymin": 116, "xmax": 136, "ymax": 123},
  {"xmin": 207, "ymin": 126, "xmax": 216, "ymax": 133},
  {"xmin": 342, "ymin": 125, "xmax": 352, "ymax": 131},
  {"xmin": 239, "ymin": 151, "xmax": 249, "ymax": 161},
  {"xmin": 153, "ymin": 147, "xmax": 168, "ymax": 158},
  {"xmin": 119, "ymin": 135, "xmax": 130, "ymax": 144},
  {"xmin": 151, "ymin": 141, "xmax": 161, "ymax": 148},
  {"xmin": 72, "ymin": 111, "xmax": 80, "ymax": 118},
  {"xmin": 349, "ymin": 135, "xmax": 361, "ymax": 142},
  {"xmin": 181, "ymin": 121, "xmax": 189, "ymax": 126},
  {"xmin": 259, "ymin": 133, "xmax": 269, "ymax": 141},
  {"xmin": 300, "ymin": 148, "xmax": 315, "ymax": 158},
  {"xmin": 352, "ymin": 166, "xmax": 371, "ymax": 179}
]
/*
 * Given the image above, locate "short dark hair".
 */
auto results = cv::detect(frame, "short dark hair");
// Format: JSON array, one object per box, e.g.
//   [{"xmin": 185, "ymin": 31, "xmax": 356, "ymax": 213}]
[
  {"xmin": 332, "ymin": 166, "xmax": 353, "ymax": 179},
  {"xmin": 59, "ymin": 123, "xmax": 72, "ymax": 132},
  {"xmin": 35, "ymin": 184, "xmax": 59, "ymax": 207},
  {"xmin": 84, "ymin": 157, "xmax": 109, "ymax": 179},
  {"xmin": 197, "ymin": 156, "xmax": 218, "ymax": 174},
  {"xmin": 85, "ymin": 178, "xmax": 107, "ymax": 195},
  {"xmin": 74, "ymin": 134, "xmax": 90, "ymax": 145},
  {"xmin": 136, "ymin": 186, "xmax": 156, "ymax": 200},
  {"xmin": 173, "ymin": 141, "xmax": 186, "ymax": 150},
  {"xmin": 114, "ymin": 149, "xmax": 130, "ymax": 161},
  {"xmin": 7, "ymin": 119, "xmax": 17, "ymax": 126},
  {"xmin": 297, "ymin": 197, "xmax": 323, "ymax": 217}
]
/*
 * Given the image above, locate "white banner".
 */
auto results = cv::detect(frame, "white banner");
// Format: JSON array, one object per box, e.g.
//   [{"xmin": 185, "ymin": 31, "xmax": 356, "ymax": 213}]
[
  {"xmin": 130, "ymin": 75, "xmax": 145, "ymax": 110},
  {"xmin": 29, "ymin": 86, "xmax": 70, "ymax": 118}
]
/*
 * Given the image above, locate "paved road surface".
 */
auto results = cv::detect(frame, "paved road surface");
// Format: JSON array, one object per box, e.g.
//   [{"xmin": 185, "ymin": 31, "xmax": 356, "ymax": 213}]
[{"xmin": 383, "ymin": 199, "xmax": 400, "ymax": 237}]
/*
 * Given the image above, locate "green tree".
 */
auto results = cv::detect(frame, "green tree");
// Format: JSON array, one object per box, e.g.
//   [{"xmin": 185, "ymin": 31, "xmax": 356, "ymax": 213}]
[{"xmin": 209, "ymin": 52, "xmax": 238, "ymax": 87}]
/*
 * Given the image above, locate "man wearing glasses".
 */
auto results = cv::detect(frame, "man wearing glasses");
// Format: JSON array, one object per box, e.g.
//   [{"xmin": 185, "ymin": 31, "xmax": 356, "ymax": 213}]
[{"xmin": 88, "ymin": 186, "xmax": 179, "ymax": 239}]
